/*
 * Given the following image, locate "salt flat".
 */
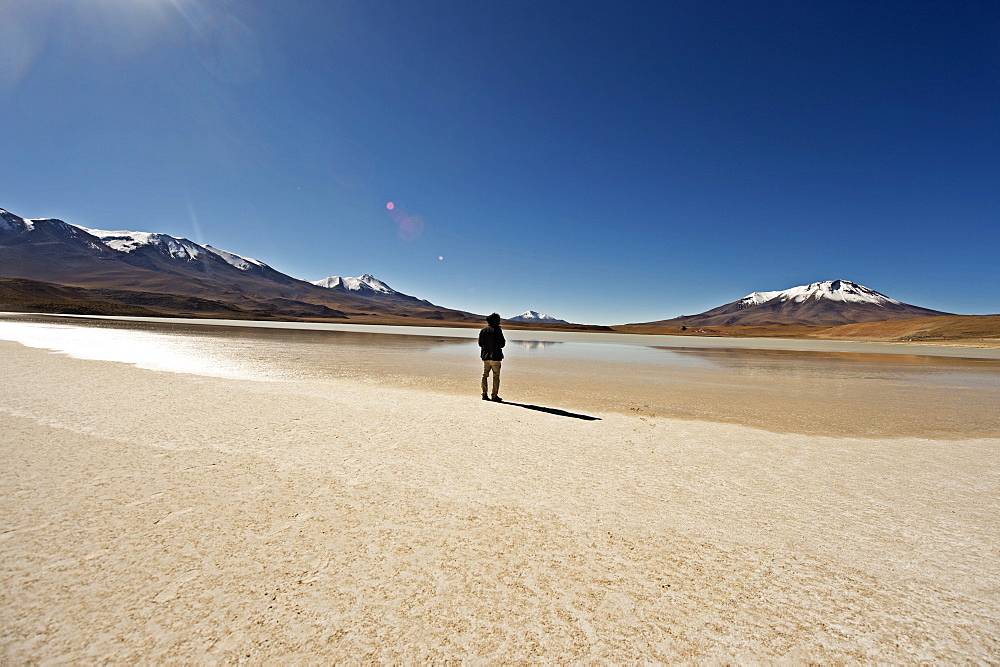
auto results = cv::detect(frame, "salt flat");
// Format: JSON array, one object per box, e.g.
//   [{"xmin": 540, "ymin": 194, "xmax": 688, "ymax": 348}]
[{"xmin": 1, "ymin": 323, "xmax": 998, "ymax": 661}]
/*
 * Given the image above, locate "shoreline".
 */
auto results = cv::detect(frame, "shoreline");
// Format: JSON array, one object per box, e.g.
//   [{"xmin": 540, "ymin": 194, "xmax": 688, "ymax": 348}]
[
  {"xmin": 4, "ymin": 311, "xmax": 1000, "ymax": 359},
  {"xmin": 2, "ymin": 342, "xmax": 998, "ymax": 661},
  {"xmin": 1, "ymin": 320, "xmax": 998, "ymax": 440}
]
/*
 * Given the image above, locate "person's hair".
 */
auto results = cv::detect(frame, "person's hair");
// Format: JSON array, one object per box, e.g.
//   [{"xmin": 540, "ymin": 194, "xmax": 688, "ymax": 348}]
[{"xmin": 486, "ymin": 312, "xmax": 501, "ymax": 326}]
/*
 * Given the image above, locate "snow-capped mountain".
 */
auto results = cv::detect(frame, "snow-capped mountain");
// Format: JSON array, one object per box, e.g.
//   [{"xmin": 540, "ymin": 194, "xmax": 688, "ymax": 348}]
[
  {"xmin": 639, "ymin": 279, "xmax": 950, "ymax": 327},
  {"xmin": 1, "ymin": 209, "xmax": 29, "ymax": 232},
  {"xmin": 509, "ymin": 310, "xmax": 569, "ymax": 324},
  {"xmin": 0, "ymin": 206, "xmax": 474, "ymax": 322},
  {"xmin": 736, "ymin": 280, "xmax": 901, "ymax": 308},
  {"xmin": 313, "ymin": 274, "xmax": 396, "ymax": 295},
  {"xmin": 204, "ymin": 245, "xmax": 268, "ymax": 271},
  {"xmin": 82, "ymin": 227, "xmax": 206, "ymax": 261},
  {"xmin": 1, "ymin": 209, "xmax": 100, "ymax": 248},
  {"xmin": 311, "ymin": 273, "xmax": 432, "ymax": 305},
  {"xmin": 81, "ymin": 226, "xmax": 270, "ymax": 271}
]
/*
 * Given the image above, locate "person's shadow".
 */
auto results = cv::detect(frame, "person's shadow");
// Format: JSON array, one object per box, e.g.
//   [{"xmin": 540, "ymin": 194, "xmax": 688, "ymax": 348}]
[{"xmin": 499, "ymin": 401, "xmax": 601, "ymax": 421}]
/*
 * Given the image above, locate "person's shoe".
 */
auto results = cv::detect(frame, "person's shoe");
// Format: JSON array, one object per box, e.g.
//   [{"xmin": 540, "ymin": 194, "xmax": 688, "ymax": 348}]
[
  {"xmin": 482, "ymin": 394, "xmax": 489, "ymax": 400},
  {"xmin": 491, "ymin": 395, "xmax": 503, "ymax": 402}
]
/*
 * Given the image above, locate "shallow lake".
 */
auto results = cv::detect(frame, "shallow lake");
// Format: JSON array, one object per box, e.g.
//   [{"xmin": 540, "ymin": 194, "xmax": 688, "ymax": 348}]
[{"xmin": 2, "ymin": 313, "xmax": 998, "ymax": 438}]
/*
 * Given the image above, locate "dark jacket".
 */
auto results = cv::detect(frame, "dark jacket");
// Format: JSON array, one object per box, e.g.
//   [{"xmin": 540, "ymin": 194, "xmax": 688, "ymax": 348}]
[{"xmin": 478, "ymin": 325, "xmax": 505, "ymax": 361}]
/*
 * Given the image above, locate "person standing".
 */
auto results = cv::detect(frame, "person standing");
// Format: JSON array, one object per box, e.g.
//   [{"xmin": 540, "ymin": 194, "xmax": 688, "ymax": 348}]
[{"xmin": 479, "ymin": 312, "xmax": 505, "ymax": 401}]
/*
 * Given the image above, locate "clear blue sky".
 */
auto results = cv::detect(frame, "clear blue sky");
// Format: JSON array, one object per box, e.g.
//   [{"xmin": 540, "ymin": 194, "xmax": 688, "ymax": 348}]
[{"xmin": 2, "ymin": 0, "xmax": 997, "ymax": 324}]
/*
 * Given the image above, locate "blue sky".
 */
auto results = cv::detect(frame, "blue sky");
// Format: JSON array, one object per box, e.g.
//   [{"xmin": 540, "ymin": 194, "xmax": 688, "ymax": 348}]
[{"xmin": 1, "ymin": 0, "xmax": 997, "ymax": 325}]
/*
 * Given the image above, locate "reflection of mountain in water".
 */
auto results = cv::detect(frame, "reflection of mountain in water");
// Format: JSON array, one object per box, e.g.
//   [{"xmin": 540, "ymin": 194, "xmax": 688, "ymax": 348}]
[
  {"xmin": 652, "ymin": 344, "xmax": 1000, "ymax": 379},
  {"xmin": 513, "ymin": 340, "xmax": 564, "ymax": 350}
]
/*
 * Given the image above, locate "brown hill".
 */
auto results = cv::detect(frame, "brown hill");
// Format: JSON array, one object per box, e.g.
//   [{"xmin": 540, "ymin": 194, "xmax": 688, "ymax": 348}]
[
  {"xmin": 0, "ymin": 208, "xmax": 483, "ymax": 325},
  {"xmin": 614, "ymin": 323, "xmax": 830, "ymax": 337},
  {"xmin": 815, "ymin": 315, "xmax": 1000, "ymax": 342},
  {"xmin": 0, "ymin": 277, "xmax": 336, "ymax": 319},
  {"xmin": 0, "ymin": 276, "xmax": 614, "ymax": 330},
  {"xmin": 615, "ymin": 315, "xmax": 1000, "ymax": 346}
]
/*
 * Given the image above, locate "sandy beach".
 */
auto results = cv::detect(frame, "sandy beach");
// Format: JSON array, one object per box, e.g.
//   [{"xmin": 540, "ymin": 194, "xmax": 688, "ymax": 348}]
[{"xmin": 2, "ymin": 329, "xmax": 999, "ymax": 661}]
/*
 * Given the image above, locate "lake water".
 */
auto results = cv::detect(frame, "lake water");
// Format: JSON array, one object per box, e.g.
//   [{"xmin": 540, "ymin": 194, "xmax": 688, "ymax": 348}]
[{"xmin": 2, "ymin": 312, "xmax": 998, "ymax": 439}]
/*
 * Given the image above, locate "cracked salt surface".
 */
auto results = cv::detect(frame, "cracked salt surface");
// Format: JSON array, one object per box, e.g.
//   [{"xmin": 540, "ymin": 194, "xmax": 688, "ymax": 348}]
[{"xmin": 1, "ymin": 338, "xmax": 998, "ymax": 661}]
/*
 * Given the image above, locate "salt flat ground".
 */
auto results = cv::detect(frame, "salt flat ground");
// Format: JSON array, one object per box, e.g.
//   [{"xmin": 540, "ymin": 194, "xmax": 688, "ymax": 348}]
[{"xmin": 1, "ymin": 316, "xmax": 998, "ymax": 661}]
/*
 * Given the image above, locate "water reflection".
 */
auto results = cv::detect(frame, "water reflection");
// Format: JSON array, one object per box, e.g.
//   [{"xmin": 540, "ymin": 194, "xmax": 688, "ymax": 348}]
[
  {"xmin": 653, "ymin": 345, "xmax": 1000, "ymax": 389},
  {"xmin": 513, "ymin": 340, "xmax": 563, "ymax": 350},
  {"xmin": 0, "ymin": 319, "xmax": 272, "ymax": 380},
  {"xmin": 2, "ymin": 313, "xmax": 998, "ymax": 438},
  {"xmin": 656, "ymin": 345, "xmax": 1000, "ymax": 369},
  {"xmin": 0, "ymin": 315, "xmax": 475, "ymax": 382}
]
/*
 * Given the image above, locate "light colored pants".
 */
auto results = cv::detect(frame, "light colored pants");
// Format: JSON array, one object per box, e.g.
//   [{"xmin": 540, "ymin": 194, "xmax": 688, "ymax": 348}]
[{"xmin": 482, "ymin": 360, "xmax": 501, "ymax": 396}]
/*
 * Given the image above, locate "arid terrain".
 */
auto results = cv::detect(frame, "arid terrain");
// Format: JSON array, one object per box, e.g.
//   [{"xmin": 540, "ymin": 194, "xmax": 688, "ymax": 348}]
[
  {"xmin": 1, "ymin": 322, "xmax": 998, "ymax": 661},
  {"xmin": 4, "ymin": 276, "xmax": 998, "ymax": 343},
  {"xmin": 615, "ymin": 315, "xmax": 1000, "ymax": 346}
]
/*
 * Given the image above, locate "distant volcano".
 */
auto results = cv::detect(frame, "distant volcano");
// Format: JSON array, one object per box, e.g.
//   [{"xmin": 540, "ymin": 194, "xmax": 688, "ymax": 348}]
[
  {"xmin": 637, "ymin": 280, "xmax": 951, "ymax": 326},
  {"xmin": 509, "ymin": 310, "xmax": 569, "ymax": 324},
  {"xmin": 311, "ymin": 274, "xmax": 432, "ymax": 306}
]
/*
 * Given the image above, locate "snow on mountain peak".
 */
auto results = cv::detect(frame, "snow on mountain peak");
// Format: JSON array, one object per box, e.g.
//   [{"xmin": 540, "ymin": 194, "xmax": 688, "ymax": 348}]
[
  {"xmin": 0, "ymin": 208, "xmax": 29, "ymax": 232},
  {"xmin": 79, "ymin": 227, "xmax": 204, "ymax": 262},
  {"xmin": 312, "ymin": 276, "xmax": 342, "ymax": 289},
  {"xmin": 739, "ymin": 280, "xmax": 901, "ymax": 307},
  {"xmin": 204, "ymin": 245, "xmax": 266, "ymax": 270},
  {"xmin": 509, "ymin": 310, "xmax": 568, "ymax": 323},
  {"xmin": 70, "ymin": 225, "xmax": 268, "ymax": 270},
  {"xmin": 312, "ymin": 274, "xmax": 396, "ymax": 294}
]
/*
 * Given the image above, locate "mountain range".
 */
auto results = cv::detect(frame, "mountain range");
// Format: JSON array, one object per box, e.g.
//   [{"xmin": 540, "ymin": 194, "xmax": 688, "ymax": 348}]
[
  {"xmin": 0, "ymin": 207, "xmax": 478, "ymax": 324},
  {"xmin": 0, "ymin": 206, "xmax": 975, "ymax": 333}
]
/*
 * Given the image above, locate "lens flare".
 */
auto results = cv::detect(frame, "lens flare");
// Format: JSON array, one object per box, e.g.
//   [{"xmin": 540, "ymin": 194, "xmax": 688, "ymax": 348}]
[
  {"xmin": 386, "ymin": 202, "xmax": 425, "ymax": 241},
  {"xmin": 397, "ymin": 215, "xmax": 424, "ymax": 241}
]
